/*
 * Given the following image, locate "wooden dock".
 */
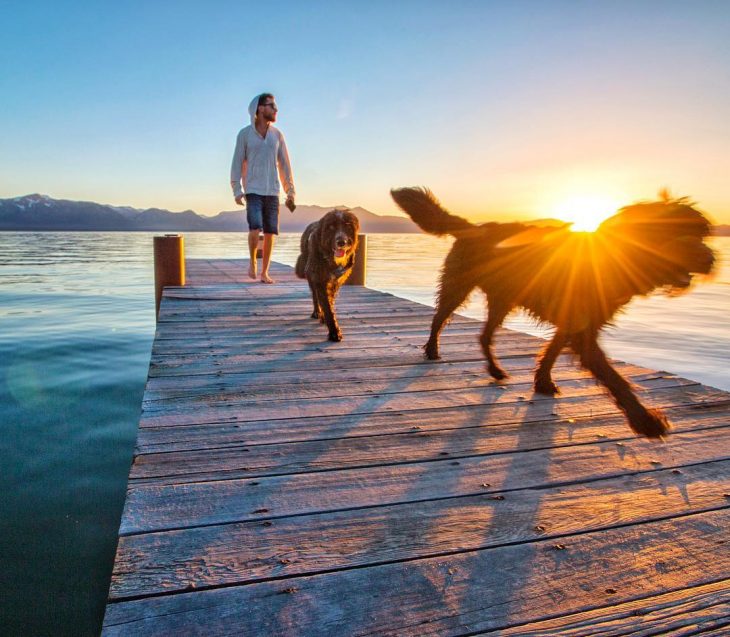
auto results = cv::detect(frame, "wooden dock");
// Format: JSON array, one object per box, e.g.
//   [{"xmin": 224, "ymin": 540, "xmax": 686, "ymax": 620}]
[{"xmin": 103, "ymin": 258, "xmax": 730, "ymax": 636}]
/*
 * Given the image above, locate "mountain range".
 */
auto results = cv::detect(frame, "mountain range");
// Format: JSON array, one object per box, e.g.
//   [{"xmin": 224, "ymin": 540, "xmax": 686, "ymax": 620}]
[
  {"xmin": 0, "ymin": 194, "xmax": 420, "ymax": 233},
  {"xmin": 2, "ymin": 194, "xmax": 728, "ymax": 236}
]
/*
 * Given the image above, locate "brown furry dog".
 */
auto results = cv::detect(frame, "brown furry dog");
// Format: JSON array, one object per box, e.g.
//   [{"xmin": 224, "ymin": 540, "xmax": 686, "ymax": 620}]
[
  {"xmin": 295, "ymin": 209, "xmax": 360, "ymax": 341},
  {"xmin": 391, "ymin": 187, "xmax": 715, "ymax": 438}
]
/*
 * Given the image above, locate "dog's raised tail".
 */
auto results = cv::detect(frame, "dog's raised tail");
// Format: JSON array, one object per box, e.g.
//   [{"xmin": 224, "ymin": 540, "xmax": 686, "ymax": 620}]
[{"xmin": 391, "ymin": 187, "xmax": 474, "ymax": 237}]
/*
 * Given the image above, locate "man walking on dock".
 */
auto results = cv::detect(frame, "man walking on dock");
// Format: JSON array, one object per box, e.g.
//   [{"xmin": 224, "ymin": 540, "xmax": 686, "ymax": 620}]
[{"xmin": 230, "ymin": 93, "xmax": 296, "ymax": 284}]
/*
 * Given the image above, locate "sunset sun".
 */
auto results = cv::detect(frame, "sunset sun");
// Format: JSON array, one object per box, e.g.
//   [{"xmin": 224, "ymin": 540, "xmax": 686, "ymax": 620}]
[{"xmin": 551, "ymin": 195, "xmax": 623, "ymax": 232}]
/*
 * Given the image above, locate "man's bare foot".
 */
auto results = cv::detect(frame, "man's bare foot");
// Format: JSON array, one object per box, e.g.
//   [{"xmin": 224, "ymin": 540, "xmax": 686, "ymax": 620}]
[
  {"xmin": 260, "ymin": 272, "xmax": 275, "ymax": 284},
  {"xmin": 248, "ymin": 263, "xmax": 257, "ymax": 279}
]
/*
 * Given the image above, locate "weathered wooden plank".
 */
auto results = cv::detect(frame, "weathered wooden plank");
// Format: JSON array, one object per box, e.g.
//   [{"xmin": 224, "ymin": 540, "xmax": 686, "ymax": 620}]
[
  {"xmin": 149, "ymin": 328, "xmax": 535, "ymax": 352},
  {"xmin": 150, "ymin": 322, "xmax": 489, "ymax": 343},
  {"xmin": 182, "ymin": 260, "xmax": 293, "ymax": 278},
  {"xmin": 158, "ymin": 304, "xmax": 475, "ymax": 330},
  {"xmin": 149, "ymin": 322, "xmax": 484, "ymax": 348},
  {"xmin": 156, "ymin": 294, "xmax": 435, "ymax": 308},
  {"xmin": 141, "ymin": 356, "xmax": 583, "ymax": 402},
  {"xmin": 130, "ymin": 406, "xmax": 730, "ymax": 484},
  {"xmin": 160, "ymin": 284, "xmax": 410, "ymax": 299},
  {"xmin": 158, "ymin": 307, "xmax": 445, "ymax": 323},
  {"xmin": 147, "ymin": 336, "xmax": 537, "ymax": 365},
  {"xmin": 134, "ymin": 396, "xmax": 729, "ymax": 454},
  {"xmin": 149, "ymin": 332, "xmax": 539, "ymax": 359},
  {"xmin": 161, "ymin": 284, "xmax": 390, "ymax": 299},
  {"xmin": 159, "ymin": 296, "xmax": 430, "ymax": 310},
  {"xmin": 479, "ymin": 578, "xmax": 730, "ymax": 636},
  {"xmin": 110, "ymin": 459, "xmax": 730, "ymax": 599},
  {"xmin": 103, "ymin": 508, "xmax": 730, "ymax": 636},
  {"xmin": 172, "ymin": 281, "xmax": 396, "ymax": 293},
  {"xmin": 120, "ymin": 424, "xmax": 730, "ymax": 534},
  {"xmin": 157, "ymin": 290, "xmax": 449, "ymax": 309},
  {"xmin": 145, "ymin": 344, "xmax": 528, "ymax": 378},
  {"xmin": 142, "ymin": 363, "xmax": 652, "ymax": 411},
  {"xmin": 156, "ymin": 305, "xmax": 450, "ymax": 324},
  {"xmin": 138, "ymin": 374, "xmax": 698, "ymax": 428},
  {"xmin": 159, "ymin": 293, "xmax": 433, "ymax": 307},
  {"xmin": 153, "ymin": 314, "xmax": 477, "ymax": 332},
  {"xmin": 140, "ymin": 363, "xmax": 657, "ymax": 413},
  {"xmin": 135, "ymin": 387, "xmax": 728, "ymax": 453}
]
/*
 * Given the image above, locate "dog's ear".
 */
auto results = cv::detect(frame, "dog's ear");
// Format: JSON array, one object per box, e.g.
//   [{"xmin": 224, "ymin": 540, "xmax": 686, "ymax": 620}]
[
  {"xmin": 318, "ymin": 212, "xmax": 334, "ymax": 254},
  {"xmin": 343, "ymin": 211, "xmax": 360, "ymax": 234}
]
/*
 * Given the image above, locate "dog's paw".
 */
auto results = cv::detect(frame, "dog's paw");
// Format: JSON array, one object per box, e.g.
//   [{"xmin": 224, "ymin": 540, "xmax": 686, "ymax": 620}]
[
  {"xmin": 310, "ymin": 311, "xmax": 319, "ymax": 319},
  {"xmin": 424, "ymin": 344, "xmax": 441, "ymax": 360},
  {"xmin": 328, "ymin": 331, "xmax": 343, "ymax": 342},
  {"xmin": 488, "ymin": 364, "xmax": 508, "ymax": 381},
  {"xmin": 629, "ymin": 408, "xmax": 671, "ymax": 439},
  {"xmin": 534, "ymin": 378, "xmax": 559, "ymax": 395}
]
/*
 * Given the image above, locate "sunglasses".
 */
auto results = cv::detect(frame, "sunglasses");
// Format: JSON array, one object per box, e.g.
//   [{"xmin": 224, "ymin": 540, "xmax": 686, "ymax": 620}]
[{"xmin": 261, "ymin": 102, "xmax": 277, "ymax": 109}]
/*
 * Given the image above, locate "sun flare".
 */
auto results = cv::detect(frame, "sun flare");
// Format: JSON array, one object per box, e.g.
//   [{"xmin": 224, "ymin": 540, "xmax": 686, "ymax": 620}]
[{"xmin": 551, "ymin": 195, "xmax": 623, "ymax": 232}]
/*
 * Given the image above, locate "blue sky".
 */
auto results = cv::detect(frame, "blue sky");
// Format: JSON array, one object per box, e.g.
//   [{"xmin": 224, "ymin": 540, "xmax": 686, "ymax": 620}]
[{"xmin": 2, "ymin": 1, "xmax": 729, "ymax": 223}]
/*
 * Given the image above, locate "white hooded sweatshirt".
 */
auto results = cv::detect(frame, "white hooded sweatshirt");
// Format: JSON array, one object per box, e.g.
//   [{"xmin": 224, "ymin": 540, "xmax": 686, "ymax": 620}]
[{"xmin": 230, "ymin": 95, "xmax": 296, "ymax": 200}]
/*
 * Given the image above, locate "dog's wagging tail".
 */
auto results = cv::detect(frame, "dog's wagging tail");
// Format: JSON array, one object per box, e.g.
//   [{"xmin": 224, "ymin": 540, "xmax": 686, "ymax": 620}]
[{"xmin": 390, "ymin": 186, "xmax": 716, "ymax": 439}]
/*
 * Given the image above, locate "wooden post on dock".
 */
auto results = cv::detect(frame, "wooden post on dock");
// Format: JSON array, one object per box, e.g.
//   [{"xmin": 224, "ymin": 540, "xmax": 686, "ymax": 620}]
[
  {"xmin": 346, "ymin": 234, "xmax": 367, "ymax": 286},
  {"xmin": 154, "ymin": 234, "xmax": 185, "ymax": 320}
]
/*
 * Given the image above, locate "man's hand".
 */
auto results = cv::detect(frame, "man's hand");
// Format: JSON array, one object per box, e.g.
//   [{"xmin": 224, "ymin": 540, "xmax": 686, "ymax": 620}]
[
  {"xmin": 285, "ymin": 196, "xmax": 296, "ymax": 213},
  {"xmin": 235, "ymin": 195, "xmax": 245, "ymax": 206}
]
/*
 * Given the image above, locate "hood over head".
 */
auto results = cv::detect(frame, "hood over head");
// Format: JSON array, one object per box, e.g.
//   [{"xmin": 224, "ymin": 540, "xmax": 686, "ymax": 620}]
[{"xmin": 248, "ymin": 94, "xmax": 262, "ymax": 126}]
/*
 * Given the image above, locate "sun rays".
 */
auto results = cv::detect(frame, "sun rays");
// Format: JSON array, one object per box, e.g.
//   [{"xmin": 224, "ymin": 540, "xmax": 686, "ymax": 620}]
[{"xmin": 550, "ymin": 194, "xmax": 624, "ymax": 232}]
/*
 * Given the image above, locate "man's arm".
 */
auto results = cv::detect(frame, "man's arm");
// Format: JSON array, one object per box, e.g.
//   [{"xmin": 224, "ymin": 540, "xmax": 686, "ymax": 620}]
[
  {"xmin": 277, "ymin": 132, "xmax": 296, "ymax": 210},
  {"xmin": 230, "ymin": 129, "xmax": 247, "ymax": 204}
]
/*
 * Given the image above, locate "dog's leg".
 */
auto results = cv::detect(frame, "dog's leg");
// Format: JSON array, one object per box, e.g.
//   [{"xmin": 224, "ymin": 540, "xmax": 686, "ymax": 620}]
[
  {"xmin": 320, "ymin": 281, "xmax": 342, "ymax": 342},
  {"xmin": 571, "ymin": 331, "xmax": 669, "ymax": 439},
  {"xmin": 307, "ymin": 279, "xmax": 321, "ymax": 319},
  {"xmin": 425, "ymin": 284, "xmax": 471, "ymax": 360},
  {"xmin": 479, "ymin": 301, "xmax": 510, "ymax": 380},
  {"xmin": 314, "ymin": 282, "xmax": 329, "ymax": 324},
  {"xmin": 534, "ymin": 329, "xmax": 568, "ymax": 395}
]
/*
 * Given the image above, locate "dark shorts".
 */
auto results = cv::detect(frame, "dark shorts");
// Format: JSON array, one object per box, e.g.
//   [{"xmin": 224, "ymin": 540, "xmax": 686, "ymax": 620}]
[{"xmin": 245, "ymin": 194, "xmax": 279, "ymax": 235}]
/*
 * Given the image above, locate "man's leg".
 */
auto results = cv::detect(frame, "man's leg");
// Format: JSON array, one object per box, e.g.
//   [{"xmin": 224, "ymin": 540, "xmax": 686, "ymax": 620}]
[
  {"xmin": 260, "ymin": 196, "xmax": 279, "ymax": 284},
  {"xmin": 247, "ymin": 230, "xmax": 259, "ymax": 279},
  {"xmin": 245, "ymin": 194, "xmax": 264, "ymax": 279},
  {"xmin": 261, "ymin": 233, "xmax": 276, "ymax": 283}
]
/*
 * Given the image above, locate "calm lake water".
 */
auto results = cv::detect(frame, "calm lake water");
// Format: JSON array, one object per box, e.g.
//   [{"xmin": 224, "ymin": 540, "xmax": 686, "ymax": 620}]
[{"xmin": 1, "ymin": 231, "xmax": 728, "ymax": 636}]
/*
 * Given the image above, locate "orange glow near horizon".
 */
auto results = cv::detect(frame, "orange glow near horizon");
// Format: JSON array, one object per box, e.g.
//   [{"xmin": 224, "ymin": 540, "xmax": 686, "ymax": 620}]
[{"xmin": 549, "ymin": 194, "xmax": 624, "ymax": 232}]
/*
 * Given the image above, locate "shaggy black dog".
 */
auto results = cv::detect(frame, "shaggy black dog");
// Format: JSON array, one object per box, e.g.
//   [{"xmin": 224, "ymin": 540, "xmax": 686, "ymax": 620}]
[
  {"xmin": 391, "ymin": 187, "xmax": 715, "ymax": 438},
  {"xmin": 295, "ymin": 209, "xmax": 360, "ymax": 341}
]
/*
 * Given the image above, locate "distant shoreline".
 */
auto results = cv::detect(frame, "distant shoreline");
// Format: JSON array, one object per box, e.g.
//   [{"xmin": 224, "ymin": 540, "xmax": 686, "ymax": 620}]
[
  {"xmin": 0, "ymin": 194, "xmax": 421, "ymax": 234},
  {"xmin": 2, "ymin": 194, "xmax": 728, "ymax": 235}
]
